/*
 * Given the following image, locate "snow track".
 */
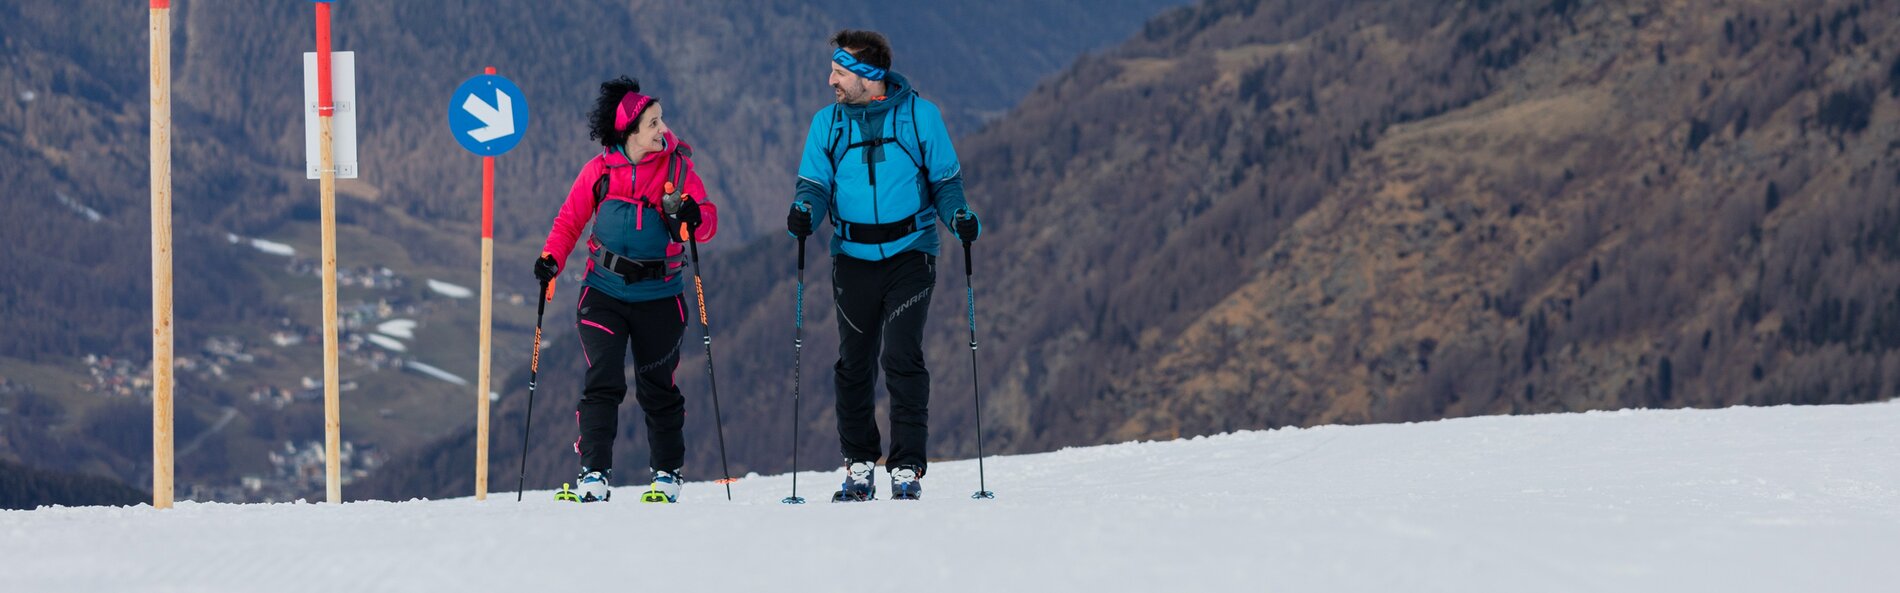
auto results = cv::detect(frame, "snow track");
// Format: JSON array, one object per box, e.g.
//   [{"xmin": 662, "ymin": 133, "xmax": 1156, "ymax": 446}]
[{"xmin": 4, "ymin": 402, "xmax": 1896, "ymax": 592}]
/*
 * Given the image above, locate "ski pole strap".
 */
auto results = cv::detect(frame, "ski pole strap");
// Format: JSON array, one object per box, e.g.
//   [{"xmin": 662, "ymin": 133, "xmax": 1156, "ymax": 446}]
[
  {"xmin": 835, "ymin": 208, "xmax": 936, "ymax": 245},
  {"xmin": 593, "ymin": 247, "xmax": 688, "ymax": 284}
]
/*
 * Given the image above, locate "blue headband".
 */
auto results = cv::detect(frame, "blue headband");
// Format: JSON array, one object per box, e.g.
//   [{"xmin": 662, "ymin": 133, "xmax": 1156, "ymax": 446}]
[{"xmin": 832, "ymin": 48, "xmax": 886, "ymax": 82}]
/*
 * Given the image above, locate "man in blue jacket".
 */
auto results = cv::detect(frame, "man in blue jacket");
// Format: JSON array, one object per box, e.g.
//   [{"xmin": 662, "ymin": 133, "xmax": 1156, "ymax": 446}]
[{"xmin": 787, "ymin": 29, "xmax": 980, "ymax": 502}]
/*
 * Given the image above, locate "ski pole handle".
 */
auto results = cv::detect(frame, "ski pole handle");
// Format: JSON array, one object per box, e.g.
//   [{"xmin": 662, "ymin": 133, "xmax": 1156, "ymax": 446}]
[
  {"xmin": 962, "ymin": 240, "xmax": 973, "ymax": 277},
  {"xmin": 798, "ymin": 236, "xmax": 806, "ymax": 271}
]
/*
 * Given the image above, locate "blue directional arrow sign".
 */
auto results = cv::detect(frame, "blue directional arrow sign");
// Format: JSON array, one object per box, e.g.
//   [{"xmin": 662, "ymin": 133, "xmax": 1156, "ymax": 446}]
[{"xmin": 448, "ymin": 74, "xmax": 530, "ymax": 156}]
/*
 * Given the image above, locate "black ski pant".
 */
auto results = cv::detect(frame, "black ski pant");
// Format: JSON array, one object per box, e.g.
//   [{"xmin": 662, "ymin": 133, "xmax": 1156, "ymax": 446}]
[
  {"xmin": 831, "ymin": 250, "xmax": 936, "ymax": 476},
  {"xmin": 574, "ymin": 287, "xmax": 688, "ymax": 476}
]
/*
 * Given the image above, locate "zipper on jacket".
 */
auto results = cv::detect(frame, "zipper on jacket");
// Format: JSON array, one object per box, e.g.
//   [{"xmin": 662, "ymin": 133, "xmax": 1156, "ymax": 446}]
[
  {"xmin": 629, "ymin": 158, "xmax": 647, "ymax": 237},
  {"xmin": 860, "ymin": 112, "xmax": 878, "ymax": 190},
  {"xmin": 860, "ymin": 111, "xmax": 887, "ymax": 259}
]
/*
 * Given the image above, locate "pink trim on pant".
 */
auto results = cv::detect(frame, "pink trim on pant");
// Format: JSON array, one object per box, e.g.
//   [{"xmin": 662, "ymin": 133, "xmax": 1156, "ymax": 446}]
[
  {"xmin": 578, "ymin": 330, "xmax": 593, "ymax": 368},
  {"xmin": 578, "ymin": 287, "xmax": 597, "ymax": 368},
  {"xmin": 674, "ymin": 295, "xmax": 685, "ymax": 385},
  {"xmin": 580, "ymin": 319, "xmax": 615, "ymax": 335}
]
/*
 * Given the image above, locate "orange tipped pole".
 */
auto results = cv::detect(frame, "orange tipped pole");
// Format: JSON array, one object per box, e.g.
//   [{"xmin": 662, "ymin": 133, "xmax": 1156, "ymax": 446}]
[{"xmin": 516, "ymin": 278, "xmax": 553, "ymax": 502}]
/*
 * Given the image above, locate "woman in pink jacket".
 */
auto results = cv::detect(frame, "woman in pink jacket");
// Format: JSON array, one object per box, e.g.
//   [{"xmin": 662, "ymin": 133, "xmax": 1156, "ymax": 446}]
[{"xmin": 534, "ymin": 76, "xmax": 718, "ymax": 503}]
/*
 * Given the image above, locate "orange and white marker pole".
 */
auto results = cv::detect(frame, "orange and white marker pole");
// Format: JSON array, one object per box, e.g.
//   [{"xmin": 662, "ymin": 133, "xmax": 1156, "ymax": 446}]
[
  {"xmin": 149, "ymin": 0, "xmax": 174, "ymax": 510},
  {"xmin": 475, "ymin": 67, "xmax": 497, "ymax": 501},
  {"xmin": 314, "ymin": 0, "xmax": 343, "ymax": 504}
]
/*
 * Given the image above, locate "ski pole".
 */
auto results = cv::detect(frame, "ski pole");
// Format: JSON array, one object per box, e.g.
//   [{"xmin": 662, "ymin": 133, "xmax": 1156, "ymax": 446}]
[
  {"xmin": 783, "ymin": 235, "xmax": 808, "ymax": 504},
  {"xmin": 961, "ymin": 237, "xmax": 995, "ymax": 500},
  {"xmin": 517, "ymin": 278, "xmax": 553, "ymax": 502},
  {"xmin": 687, "ymin": 227, "xmax": 734, "ymax": 501}
]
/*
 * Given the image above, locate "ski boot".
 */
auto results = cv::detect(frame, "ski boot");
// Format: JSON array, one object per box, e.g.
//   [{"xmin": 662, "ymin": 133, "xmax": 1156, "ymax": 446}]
[
  {"xmin": 830, "ymin": 461, "xmax": 876, "ymax": 502},
  {"xmin": 890, "ymin": 466, "xmax": 922, "ymax": 500},
  {"xmin": 641, "ymin": 470, "xmax": 682, "ymax": 503},
  {"xmin": 572, "ymin": 469, "xmax": 611, "ymax": 503}
]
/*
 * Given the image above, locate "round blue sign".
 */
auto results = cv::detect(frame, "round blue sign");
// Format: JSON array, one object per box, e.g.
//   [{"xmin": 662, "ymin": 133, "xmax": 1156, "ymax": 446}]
[{"xmin": 448, "ymin": 74, "xmax": 530, "ymax": 156}]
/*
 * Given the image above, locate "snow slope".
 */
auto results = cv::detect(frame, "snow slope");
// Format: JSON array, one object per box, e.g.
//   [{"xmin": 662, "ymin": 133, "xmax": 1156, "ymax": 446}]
[
  {"xmin": 375, "ymin": 319, "xmax": 418, "ymax": 340},
  {"xmin": 404, "ymin": 361, "xmax": 467, "ymax": 386},
  {"xmin": 3, "ymin": 402, "xmax": 1895, "ymax": 592},
  {"xmin": 426, "ymin": 279, "xmax": 472, "ymax": 299}
]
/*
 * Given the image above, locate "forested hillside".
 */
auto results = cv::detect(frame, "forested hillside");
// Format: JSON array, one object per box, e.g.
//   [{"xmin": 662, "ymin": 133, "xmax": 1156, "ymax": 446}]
[
  {"xmin": 0, "ymin": 0, "xmax": 1187, "ymax": 501},
  {"xmin": 359, "ymin": 0, "xmax": 1900, "ymax": 500},
  {"xmin": 10, "ymin": 0, "xmax": 1897, "ymax": 503},
  {"xmin": 0, "ymin": 459, "xmax": 149, "ymax": 510}
]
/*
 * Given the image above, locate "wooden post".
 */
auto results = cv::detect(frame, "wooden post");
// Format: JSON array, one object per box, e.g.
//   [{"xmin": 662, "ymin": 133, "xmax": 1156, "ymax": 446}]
[
  {"xmin": 149, "ymin": 0, "xmax": 174, "ymax": 511},
  {"xmin": 475, "ymin": 67, "xmax": 497, "ymax": 501},
  {"xmin": 315, "ymin": 1, "xmax": 343, "ymax": 504}
]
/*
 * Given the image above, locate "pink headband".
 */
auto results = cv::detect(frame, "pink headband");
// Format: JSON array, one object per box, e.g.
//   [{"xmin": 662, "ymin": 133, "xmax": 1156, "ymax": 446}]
[{"xmin": 614, "ymin": 92, "xmax": 655, "ymax": 133}]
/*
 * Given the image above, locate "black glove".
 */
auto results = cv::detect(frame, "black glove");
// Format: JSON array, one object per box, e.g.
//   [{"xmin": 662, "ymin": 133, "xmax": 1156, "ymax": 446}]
[
  {"xmin": 954, "ymin": 209, "xmax": 981, "ymax": 243},
  {"xmin": 673, "ymin": 196, "xmax": 702, "ymax": 228},
  {"xmin": 787, "ymin": 202, "xmax": 814, "ymax": 239},
  {"xmin": 534, "ymin": 254, "xmax": 559, "ymax": 283},
  {"xmin": 657, "ymin": 195, "xmax": 699, "ymax": 243}
]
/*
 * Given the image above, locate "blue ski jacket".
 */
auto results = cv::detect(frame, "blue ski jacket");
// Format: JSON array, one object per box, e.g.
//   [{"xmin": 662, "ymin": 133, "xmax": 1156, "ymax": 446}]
[{"xmin": 795, "ymin": 71, "xmax": 973, "ymax": 261}]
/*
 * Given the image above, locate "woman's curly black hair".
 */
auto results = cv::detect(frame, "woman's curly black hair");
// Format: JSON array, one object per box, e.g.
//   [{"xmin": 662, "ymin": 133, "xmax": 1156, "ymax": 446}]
[{"xmin": 587, "ymin": 76, "xmax": 656, "ymax": 147}]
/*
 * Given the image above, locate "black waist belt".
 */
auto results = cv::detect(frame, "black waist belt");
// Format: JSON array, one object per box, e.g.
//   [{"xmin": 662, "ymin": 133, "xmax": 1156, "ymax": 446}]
[
  {"xmin": 837, "ymin": 209, "xmax": 935, "ymax": 245},
  {"xmin": 593, "ymin": 247, "xmax": 687, "ymax": 284}
]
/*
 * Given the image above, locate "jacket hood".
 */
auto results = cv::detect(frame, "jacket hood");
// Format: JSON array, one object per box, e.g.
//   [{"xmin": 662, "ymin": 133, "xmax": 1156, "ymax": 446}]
[
  {"xmin": 838, "ymin": 70, "xmax": 914, "ymax": 118},
  {"xmin": 604, "ymin": 130, "xmax": 688, "ymax": 168},
  {"xmin": 598, "ymin": 130, "xmax": 693, "ymax": 207}
]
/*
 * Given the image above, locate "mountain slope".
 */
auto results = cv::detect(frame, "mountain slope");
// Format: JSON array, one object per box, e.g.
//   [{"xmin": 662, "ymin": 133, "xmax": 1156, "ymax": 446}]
[
  {"xmin": 930, "ymin": 0, "xmax": 1900, "ymax": 452},
  {"xmin": 0, "ymin": 459, "xmax": 149, "ymax": 510},
  {"xmin": 361, "ymin": 0, "xmax": 1900, "ymax": 498},
  {"xmin": 0, "ymin": 0, "xmax": 1190, "ymax": 501},
  {"xmin": 1093, "ymin": 0, "xmax": 1900, "ymax": 441}
]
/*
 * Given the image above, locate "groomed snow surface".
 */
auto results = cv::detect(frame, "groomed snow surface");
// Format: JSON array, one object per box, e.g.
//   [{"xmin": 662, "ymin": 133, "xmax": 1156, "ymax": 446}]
[{"xmin": 4, "ymin": 402, "xmax": 1896, "ymax": 592}]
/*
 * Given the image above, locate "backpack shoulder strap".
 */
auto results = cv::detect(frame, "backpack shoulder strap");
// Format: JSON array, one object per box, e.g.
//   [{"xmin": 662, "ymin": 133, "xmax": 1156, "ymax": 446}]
[
  {"xmin": 590, "ymin": 151, "xmax": 615, "ymax": 213},
  {"xmin": 593, "ymin": 170, "xmax": 610, "ymax": 212},
  {"xmin": 823, "ymin": 106, "xmax": 848, "ymax": 174},
  {"xmin": 887, "ymin": 95, "xmax": 929, "ymax": 181},
  {"xmin": 908, "ymin": 95, "xmax": 928, "ymax": 180},
  {"xmin": 663, "ymin": 142, "xmax": 692, "ymax": 197}
]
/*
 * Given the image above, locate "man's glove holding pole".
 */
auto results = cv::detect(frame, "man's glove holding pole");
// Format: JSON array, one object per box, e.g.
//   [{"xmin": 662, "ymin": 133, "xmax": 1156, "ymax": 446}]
[
  {"xmin": 787, "ymin": 201, "xmax": 814, "ymax": 239},
  {"xmin": 954, "ymin": 209, "xmax": 981, "ymax": 243}
]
